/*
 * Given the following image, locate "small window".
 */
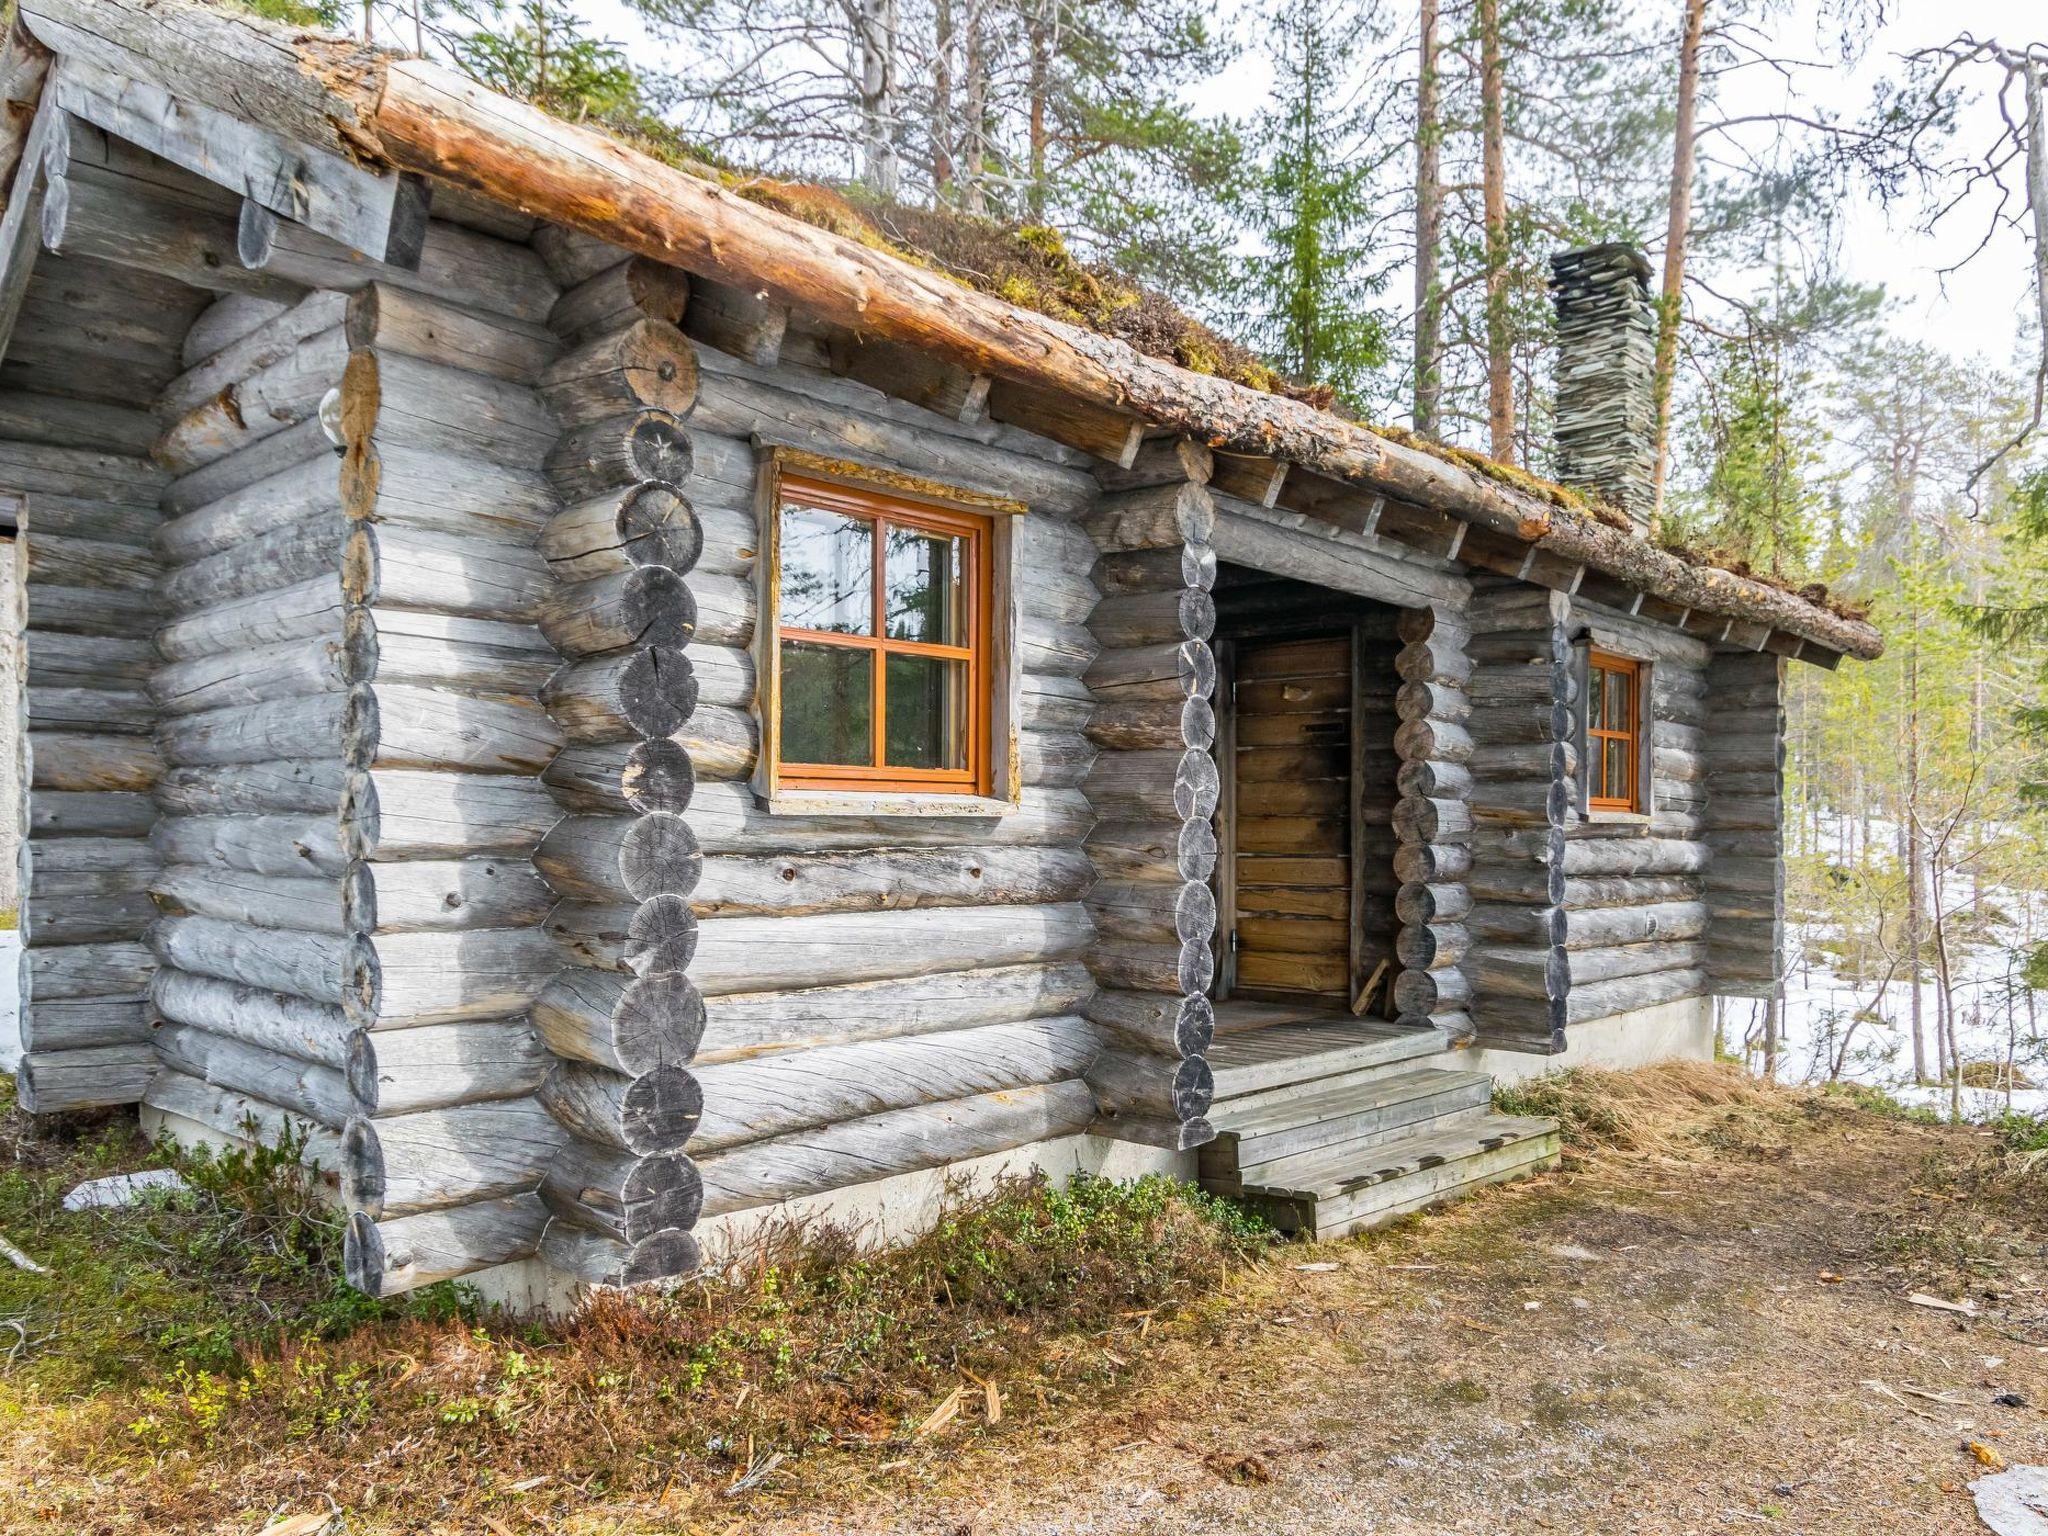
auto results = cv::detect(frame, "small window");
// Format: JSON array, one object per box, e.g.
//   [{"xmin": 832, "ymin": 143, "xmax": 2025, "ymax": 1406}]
[
  {"xmin": 1585, "ymin": 649, "xmax": 1641, "ymax": 812},
  {"xmin": 771, "ymin": 475, "xmax": 991, "ymax": 795}
]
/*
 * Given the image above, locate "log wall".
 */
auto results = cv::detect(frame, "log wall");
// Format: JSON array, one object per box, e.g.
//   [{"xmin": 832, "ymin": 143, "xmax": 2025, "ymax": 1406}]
[
  {"xmin": 1082, "ymin": 451, "xmax": 1218, "ymax": 1149},
  {"xmin": 1702, "ymin": 650, "xmax": 1784, "ymax": 996}
]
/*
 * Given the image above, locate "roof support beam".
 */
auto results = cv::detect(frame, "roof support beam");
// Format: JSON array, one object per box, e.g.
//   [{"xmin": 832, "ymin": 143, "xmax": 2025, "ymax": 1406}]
[
  {"xmin": 986, "ymin": 377, "xmax": 1143, "ymax": 467},
  {"xmin": 49, "ymin": 54, "xmax": 427, "ymax": 266}
]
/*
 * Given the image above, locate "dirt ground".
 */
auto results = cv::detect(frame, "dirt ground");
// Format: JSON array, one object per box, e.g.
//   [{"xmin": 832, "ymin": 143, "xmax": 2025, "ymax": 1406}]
[{"xmin": 699, "ymin": 1100, "xmax": 2048, "ymax": 1536}]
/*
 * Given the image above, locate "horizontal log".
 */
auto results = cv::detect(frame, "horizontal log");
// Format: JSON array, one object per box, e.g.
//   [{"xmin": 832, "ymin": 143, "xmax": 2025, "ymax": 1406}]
[
  {"xmin": 160, "ymin": 289, "xmax": 350, "ymax": 420},
  {"xmin": 19, "ymin": 998, "xmax": 152, "ymax": 1052},
  {"xmin": 155, "ymin": 325, "xmax": 347, "ymax": 475},
  {"xmin": 1088, "ymin": 879, "xmax": 1215, "ymax": 945},
  {"xmin": 20, "ymin": 940, "xmax": 153, "ymax": 1000},
  {"xmin": 1083, "ymin": 748, "xmax": 1219, "ymax": 823},
  {"xmin": 541, "ymin": 1140, "xmax": 701, "ymax": 1246},
  {"xmin": 690, "ymin": 844, "xmax": 1095, "ymax": 919},
  {"xmin": 541, "ymin": 648, "xmax": 698, "ymax": 745},
  {"xmin": 538, "ymin": 565, "xmax": 695, "ymax": 657},
  {"xmin": 17, "ymin": 1043, "xmax": 157, "ymax": 1113},
  {"xmin": 691, "ymin": 902, "xmax": 1092, "ymax": 994},
  {"xmin": 25, "ymin": 631, "xmax": 155, "ymax": 688},
  {"xmin": 1084, "ymin": 639, "xmax": 1215, "ymax": 702},
  {"xmin": 1086, "ymin": 695, "xmax": 1216, "ymax": 753},
  {"xmin": 344, "ymin": 768, "xmax": 562, "ymax": 859},
  {"xmin": 157, "ymin": 758, "xmax": 346, "ymax": 816},
  {"xmin": 29, "ymin": 789, "xmax": 156, "ymax": 838},
  {"xmin": 154, "ymin": 573, "xmax": 345, "ymax": 662},
  {"xmin": 531, "ymin": 966, "xmax": 705, "ymax": 1076},
  {"xmin": 344, "ymin": 1192, "xmax": 550, "ymax": 1297},
  {"xmin": 1086, "ymin": 936, "xmax": 1212, "ymax": 996},
  {"xmin": 347, "ymin": 348, "xmax": 556, "ymax": 468},
  {"xmin": 159, "ymin": 694, "xmax": 345, "ymax": 769},
  {"xmin": 536, "ymin": 811, "xmax": 701, "ymax": 904},
  {"xmin": 23, "ymin": 892, "xmax": 158, "ymax": 946},
  {"xmin": 347, "ymin": 1020, "xmax": 553, "ymax": 1116},
  {"xmin": 152, "ymin": 813, "xmax": 345, "ymax": 878},
  {"xmin": 690, "ymin": 1015, "xmax": 1097, "ymax": 1153},
  {"xmin": 540, "ymin": 315, "xmax": 697, "ymax": 426},
  {"xmin": 151, "ymin": 914, "xmax": 353, "ymax": 1003},
  {"xmin": 356, "ymin": 683, "xmax": 562, "ymax": 776},
  {"xmin": 345, "ymin": 281, "xmax": 552, "ymax": 383},
  {"xmin": 540, "ymin": 481, "xmax": 701, "ymax": 581},
  {"xmin": 342, "ymin": 1097, "xmax": 564, "ymax": 1219},
  {"xmin": 28, "ymin": 730, "xmax": 162, "ymax": 791},
  {"xmin": 154, "ymin": 864, "xmax": 346, "ymax": 933},
  {"xmin": 152, "ymin": 966, "xmax": 351, "ymax": 1066},
  {"xmin": 154, "ymin": 1020, "xmax": 354, "ymax": 1127},
  {"xmin": 1084, "ymin": 988, "xmax": 1214, "ymax": 1058},
  {"xmin": 344, "ymin": 523, "xmax": 551, "ymax": 623},
  {"xmin": 686, "ymin": 783, "xmax": 1092, "ymax": 855},
  {"xmin": 345, "ymin": 857, "xmax": 555, "ymax": 933},
  {"xmin": 352, "ymin": 927, "xmax": 561, "ymax": 1029},
  {"xmin": 550, "ymin": 254, "xmax": 690, "ymax": 342},
  {"xmin": 544, "ymin": 407, "xmax": 691, "ymax": 501},
  {"xmin": 694, "ymin": 1079, "xmax": 1098, "ymax": 1218},
  {"xmin": 1088, "ymin": 1049, "xmax": 1212, "ymax": 1121},
  {"xmin": 349, "ymin": 609, "xmax": 559, "ymax": 696},
  {"xmin": 538, "ymin": 1219, "xmax": 701, "ymax": 1288},
  {"xmin": 540, "ymin": 1060, "xmax": 702, "ymax": 1156},
  {"xmin": 1086, "ymin": 818, "xmax": 1218, "ymax": 884},
  {"xmin": 151, "ymin": 633, "xmax": 349, "ymax": 716}
]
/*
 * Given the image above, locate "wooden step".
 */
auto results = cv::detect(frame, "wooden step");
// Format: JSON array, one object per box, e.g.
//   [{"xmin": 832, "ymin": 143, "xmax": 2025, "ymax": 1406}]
[
  {"xmin": 1201, "ymin": 1067, "xmax": 1494, "ymax": 1185},
  {"xmin": 1206, "ymin": 1018, "xmax": 1450, "ymax": 1108},
  {"xmin": 1232, "ymin": 1114, "xmax": 1560, "ymax": 1242}
]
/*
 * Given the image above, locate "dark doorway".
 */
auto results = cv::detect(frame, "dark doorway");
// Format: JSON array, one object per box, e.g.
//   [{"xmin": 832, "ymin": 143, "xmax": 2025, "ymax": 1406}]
[{"xmin": 1211, "ymin": 567, "xmax": 1401, "ymax": 1017}]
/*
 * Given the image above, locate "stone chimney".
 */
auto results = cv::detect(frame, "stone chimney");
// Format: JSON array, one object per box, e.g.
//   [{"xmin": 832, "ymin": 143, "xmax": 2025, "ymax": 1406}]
[{"xmin": 1549, "ymin": 243, "xmax": 1657, "ymax": 533}]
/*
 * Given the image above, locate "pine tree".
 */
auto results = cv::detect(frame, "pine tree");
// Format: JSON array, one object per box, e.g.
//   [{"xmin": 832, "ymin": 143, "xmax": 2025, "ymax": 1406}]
[{"xmin": 1231, "ymin": 0, "xmax": 1395, "ymax": 404}]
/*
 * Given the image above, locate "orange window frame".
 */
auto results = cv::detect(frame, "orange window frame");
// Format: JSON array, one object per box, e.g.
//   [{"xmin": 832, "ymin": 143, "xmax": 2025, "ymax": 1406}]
[
  {"xmin": 1586, "ymin": 649, "xmax": 1641, "ymax": 812},
  {"xmin": 773, "ymin": 474, "xmax": 993, "ymax": 795}
]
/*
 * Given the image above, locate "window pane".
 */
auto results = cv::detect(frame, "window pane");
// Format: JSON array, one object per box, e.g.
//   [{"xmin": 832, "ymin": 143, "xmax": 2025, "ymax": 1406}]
[
  {"xmin": 884, "ymin": 523, "xmax": 966, "ymax": 643},
  {"xmin": 1603, "ymin": 737, "xmax": 1630, "ymax": 803},
  {"xmin": 1603, "ymin": 667, "xmax": 1631, "ymax": 730},
  {"xmin": 884, "ymin": 653, "xmax": 968, "ymax": 771},
  {"xmin": 780, "ymin": 505, "xmax": 872, "ymax": 634},
  {"xmin": 1588, "ymin": 664, "xmax": 1610, "ymax": 729},
  {"xmin": 782, "ymin": 642, "xmax": 873, "ymax": 765}
]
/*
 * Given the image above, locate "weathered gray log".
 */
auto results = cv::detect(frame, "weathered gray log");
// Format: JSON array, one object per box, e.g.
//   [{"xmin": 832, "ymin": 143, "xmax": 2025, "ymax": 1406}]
[
  {"xmin": 1084, "ymin": 638, "xmax": 1215, "ymax": 702},
  {"xmin": 152, "ymin": 966, "xmax": 350, "ymax": 1066},
  {"xmin": 159, "ymin": 289, "xmax": 350, "ymax": 420},
  {"xmin": 151, "ymin": 633, "xmax": 349, "ymax": 715},
  {"xmin": 693, "ymin": 1079, "xmax": 1098, "ymax": 1217},
  {"xmin": 541, "ymin": 1140, "xmax": 701, "ymax": 1244},
  {"xmin": 155, "ymin": 326, "xmax": 347, "ymax": 474},
  {"xmin": 541, "ymin": 648, "xmax": 698, "ymax": 745},
  {"xmin": 540, "ymin": 1060, "xmax": 701, "ymax": 1156},
  {"xmin": 343, "ymin": 523, "xmax": 550, "ymax": 622},
  {"xmin": 687, "ymin": 844, "xmax": 1095, "ymax": 919},
  {"xmin": 344, "ymin": 439, "xmax": 558, "ymax": 543},
  {"xmin": 535, "ymin": 811, "xmax": 701, "ymax": 904},
  {"xmin": 347, "ymin": 609, "xmax": 558, "ymax": 695},
  {"xmin": 158, "ymin": 758, "xmax": 346, "ymax": 816},
  {"xmin": 24, "ymin": 632, "xmax": 156, "ymax": 689},
  {"xmin": 1084, "ymin": 481, "xmax": 1214, "ymax": 550},
  {"xmin": 689, "ymin": 1016, "xmax": 1095, "ymax": 1153},
  {"xmin": 154, "ymin": 864, "xmax": 346, "ymax": 932},
  {"xmin": 531, "ymin": 966, "xmax": 706, "ymax": 1075},
  {"xmin": 350, "ymin": 927, "xmax": 561, "ymax": 1029},
  {"xmin": 1087, "ymin": 695, "xmax": 1217, "ymax": 752},
  {"xmin": 1086, "ymin": 936, "xmax": 1212, "ymax": 996},
  {"xmin": 544, "ymin": 408, "xmax": 691, "ymax": 501},
  {"xmin": 158, "ymin": 694, "xmax": 346, "ymax": 770},
  {"xmin": 1087, "ymin": 879, "xmax": 1216, "ymax": 944},
  {"xmin": 543, "ymin": 734, "xmax": 723, "ymax": 815},
  {"xmin": 537, "ymin": 1218, "xmax": 700, "ymax": 1288},
  {"xmin": 344, "ymin": 348, "xmax": 557, "ymax": 467},
  {"xmin": 540, "ymin": 482, "xmax": 701, "ymax": 580},
  {"xmin": 342, "ymin": 1098, "xmax": 563, "ymax": 1219},
  {"xmin": 1086, "ymin": 818, "xmax": 1218, "ymax": 884},
  {"xmin": 1087, "ymin": 1049, "xmax": 1213, "ymax": 1121},
  {"xmin": 540, "ymin": 316, "xmax": 698, "ymax": 426},
  {"xmin": 29, "ymin": 789, "xmax": 155, "ymax": 838},
  {"xmin": 152, "ymin": 1019, "xmax": 353, "ymax": 1125},
  {"xmin": 342, "ymin": 768, "xmax": 561, "ymax": 859},
  {"xmin": 344, "ymin": 1193, "xmax": 550, "ymax": 1297},
  {"xmin": 26, "ymin": 731, "xmax": 162, "ymax": 792},
  {"xmin": 151, "ymin": 914, "xmax": 353, "ymax": 1002},
  {"xmin": 140, "ymin": 1068, "xmax": 339, "ymax": 1170},
  {"xmin": 1085, "ymin": 987, "xmax": 1214, "ymax": 1057},
  {"xmin": 1083, "ymin": 748, "xmax": 1219, "ymax": 823},
  {"xmin": 344, "ymin": 857, "xmax": 555, "ymax": 933},
  {"xmin": 352, "ymin": 683, "xmax": 562, "ymax": 775},
  {"xmin": 16, "ymin": 1043, "xmax": 157, "ymax": 1113},
  {"xmin": 550, "ymin": 255, "xmax": 690, "ymax": 343},
  {"xmin": 689, "ymin": 903, "xmax": 1092, "ymax": 995},
  {"xmin": 151, "ymin": 812, "xmax": 345, "ymax": 877},
  {"xmin": 154, "ymin": 574, "xmax": 345, "ymax": 661},
  {"xmin": 345, "ymin": 281, "xmax": 551, "ymax": 383},
  {"xmin": 537, "ymin": 564, "xmax": 695, "ymax": 656},
  {"xmin": 346, "ymin": 1021, "xmax": 553, "ymax": 1116},
  {"xmin": 19, "ymin": 998, "xmax": 152, "ymax": 1051},
  {"xmin": 23, "ymin": 892, "xmax": 158, "ymax": 946}
]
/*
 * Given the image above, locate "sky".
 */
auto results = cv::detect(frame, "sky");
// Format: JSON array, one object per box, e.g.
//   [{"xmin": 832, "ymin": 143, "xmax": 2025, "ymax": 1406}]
[{"xmin": 577, "ymin": 0, "xmax": 2040, "ymax": 371}]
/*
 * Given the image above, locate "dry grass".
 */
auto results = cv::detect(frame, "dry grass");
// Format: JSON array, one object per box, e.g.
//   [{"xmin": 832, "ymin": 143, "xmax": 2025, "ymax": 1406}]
[{"xmin": 1492, "ymin": 1058, "xmax": 1799, "ymax": 1159}]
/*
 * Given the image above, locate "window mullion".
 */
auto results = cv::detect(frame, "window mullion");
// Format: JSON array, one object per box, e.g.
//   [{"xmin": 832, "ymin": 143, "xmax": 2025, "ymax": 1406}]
[{"xmin": 871, "ymin": 514, "xmax": 887, "ymax": 769}]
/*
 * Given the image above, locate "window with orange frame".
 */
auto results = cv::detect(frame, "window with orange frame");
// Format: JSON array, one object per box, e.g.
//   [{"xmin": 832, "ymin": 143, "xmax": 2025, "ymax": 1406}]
[
  {"xmin": 771, "ymin": 475, "xmax": 992, "ymax": 796},
  {"xmin": 1585, "ymin": 649, "xmax": 1641, "ymax": 812}
]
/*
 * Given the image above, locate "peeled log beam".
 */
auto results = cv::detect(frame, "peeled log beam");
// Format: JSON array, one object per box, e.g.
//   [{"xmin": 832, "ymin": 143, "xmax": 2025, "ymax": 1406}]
[
  {"xmin": 151, "ymin": 633, "xmax": 349, "ymax": 716},
  {"xmin": 152, "ymin": 813, "xmax": 345, "ymax": 877},
  {"xmin": 690, "ymin": 903, "xmax": 1092, "ymax": 994},
  {"xmin": 344, "ymin": 767, "xmax": 561, "ymax": 859},
  {"xmin": 1086, "ymin": 818, "xmax": 1218, "ymax": 884},
  {"xmin": 690, "ymin": 844, "xmax": 1094, "ymax": 919},
  {"xmin": 1088, "ymin": 1049, "xmax": 1213, "ymax": 1122},
  {"xmin": 689, "ymin": 1015, "xmax": 1097, "ymax": 1153},
  {"xmin": 155, "ymin": 327, "xmax": 347, "ymax": 475},
  {"xmin": 683, "ymin": 961, "xmax": 1092, "ymax": 1063},
  {"xmin": 1083, "ymin": 481, "xmax": 1214, "ymax": 550},
  {"xmin": 532, "ymin": 967, "xmax": 706, "ymax": 1075},
  {"xmin": 1086, "ymin": 695, "xmax": 1216, "ymax": 753},
  {"xmin": 158, "ymin": 759, "xmax": 346, "ymax": 815},
  {"xmin": 24, "ymin": 892, "xmax": 158, "ymax": 946},
  {"xmin": 343, "ymin": 348, "xmax": 557, "ymax": 468},
  {"xmin": 547, "ymin": 894, "xmax": 697, "ymax": 976},
  {"xmin": 544, "ymin": 733, "xmax": 729, "ymax": 815},
  {"xmin": 540, "ymin": 316, "xmax": 699, "ymax": 425},
  {"xmin": 347, "ymin": 1021, "xmax": 553, "ymax": 1115},
  {"xmin": 17, "ymin": 1044, "xmax": 157, "ymax": 1113},
  {"xmin": 693, "ymin": 1079, "xmax": 1098, "ymax": 1218},
  {"xmin": 151, "ymin": 914, "xmax": 353, "ymax": 1002},
  {"xmin": 158, "ymin": 694, "xmax": 345, "ymax": 769},
  {"xmin": 154, "ymin": 864, "xmax": 346, "ymax": 933},
  {"xmin": 356, "ymin": 683, "xmax": 562, "ymax": 775},
  {"xmin": 142, "ymin": 1068, "xmax": 341, "ymax": 1170},
  {"xmin": 1085, "ymin": 639, "xmax": 1215, "ymax": 702},
  {"xmin": 352, "ymin": 927, "xmax": 561, "ymax": 1028},
  {"xmin": 154, "ymin": 1020, "xmax": 355, "ymax": 1126},
  {"xmin": 541, "ymin": 648, "xmax": 699, "ymax": 745},
  {"xmin": 542, "ymin": 1141, "xmax": 702, "ymax": 1244},
  {"xmin": 538, "ymin": 565, "xmax": 695, "ymax": 656},
  {"xmin": 545, "ymin": 408, "xmax": 691, "ymax": 501},
  {"xmin": 1083, "ymin": 748, "xmax": 1219, "ymax": 823},
  {"xmin": 1085, "ymin": 988, "xmax": 1214, "ymax": 1057},
  {"xmin": 540, "ymin": 482, "xmax": 702, "ymax": 580},
  {"xmin": 344, "ymin": 524, "xmax": 551, "ymax": 624},
  {"xmin": 541, "ymin": 1060, "xmax": 702, "ymax": 1155},
  {"xmin": 30, "ymin": 789, "xmax": 156, "ymax": 838},
  {"xmin": 539, "ymin": 1219, "xmax": 701, "ymax": 1288},
  {"xmin": 21, "ymin": 940, "xmax": 152, "ymax": 998},
  {"xmin": 1088, "ymin": 880, "xmax": 1215, "ymax": 945},
  {"xmin": 19, "ymin": 998, "xmax": 152, "ymax": 1052},
  {"xmin": 342, "ymin": 1098, "xmax": 563, "ymax": 1218},
  {"xmin": 1087, "ymin": 936, "xmax": 1212, "ymax": 996},
  {"xmin": 345, "ymin": 281, "xmax": 551, "ymax": 383},
  {"xmin": 344, "ymin": 1193, "xmax": 550, "ymax": 1297},
  {"xmin": 345, "ymin": 856, "xmax": 555, "ymax": 933},
  {"xmin": 153, "ymin": 575, "xmax": 345, "ymax": 663},
  {"xmin": 152, "ymin": 966, "xmax": 351, "ymax": 1066}
]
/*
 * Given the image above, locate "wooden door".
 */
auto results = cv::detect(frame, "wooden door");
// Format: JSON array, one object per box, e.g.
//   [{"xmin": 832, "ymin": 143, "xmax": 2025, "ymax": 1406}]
[{"xmin": 1218, "ymin": 633, "xmax": 1354, "ymax": 1001}]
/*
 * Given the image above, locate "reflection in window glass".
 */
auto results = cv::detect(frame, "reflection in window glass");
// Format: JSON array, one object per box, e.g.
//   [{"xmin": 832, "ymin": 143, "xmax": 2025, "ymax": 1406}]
[
  {"xmin": 1603, "ymin": 737, "xmax": 1629, "ymax": 802},
  {"xmin": 1603, "ymin": 667, "xmax": 1630, "ymax": 732},
  {"xmin": 884, "ymin": 654, "xmax": 968, "ymax": 770},
  {"xmin": 779, "ymin": 505, "xmax": 872, "ymax": 634},
  {"xmin": 781, "ymin": 641, "xmax": 872, "ymax": 765},
  {"xmin": 884, "ymin": 525, "xmax": 964, "ymax": 643}
]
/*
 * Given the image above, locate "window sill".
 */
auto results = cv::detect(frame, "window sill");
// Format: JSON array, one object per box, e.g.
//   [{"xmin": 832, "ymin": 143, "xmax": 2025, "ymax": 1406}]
[
  {"xmin": 1581, "ymin": 809, "xmax": 1653, "ymax": 834},
  {"xmin": 759, "ymin": 788, "xmax": 1018, "ymax": 819}
]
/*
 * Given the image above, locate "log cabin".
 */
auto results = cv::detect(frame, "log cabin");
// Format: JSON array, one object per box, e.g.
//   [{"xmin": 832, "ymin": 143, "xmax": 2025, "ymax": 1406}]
[{"xmin": 0, "ymin": 0, "xmax": 1881, "ymax": 1307}]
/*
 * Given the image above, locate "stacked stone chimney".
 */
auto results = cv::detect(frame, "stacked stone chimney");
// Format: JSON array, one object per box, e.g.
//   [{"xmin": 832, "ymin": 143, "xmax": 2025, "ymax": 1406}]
[{"xmin": 1549, "ymin": 243, "xmax": 1657, "ymax": 532}]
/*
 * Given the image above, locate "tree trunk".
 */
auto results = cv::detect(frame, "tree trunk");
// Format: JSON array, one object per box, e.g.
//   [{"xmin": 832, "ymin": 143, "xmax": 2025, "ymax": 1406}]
[
  {"xmin": 963, "ymin": 0, "xmax": 988, "ymax": 215},
  {"xmin": 859, "ymin": 0, "xmax": 901, "ymax": 198},
  {"xmin": 1412, "ymin": 0, "xmax": 1442, "ymax": 438},
  {"xmin": 1026, "ymin": 6, "xmax": 1050, "ymax": 221},
  {"xmin": 1904, "ymin": 590, "xmax": 1927, "ymax": 1084},
  {"xmin": 1478, "ymin": 0, "xmax": 1512, "ymax": 462},
  {"xmin": 1650, "ymin": 0, "xmax": 1707, "ymax": 526},
  {"xmin": 932, "ymin": 0, "xmax": 955, "ymax": 194}
]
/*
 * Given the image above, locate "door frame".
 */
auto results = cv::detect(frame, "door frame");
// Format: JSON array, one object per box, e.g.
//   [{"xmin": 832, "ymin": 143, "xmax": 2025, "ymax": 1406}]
[{"xmin": 1211, "ymin": 620, "xmax": 1380, "ymax": 1010}]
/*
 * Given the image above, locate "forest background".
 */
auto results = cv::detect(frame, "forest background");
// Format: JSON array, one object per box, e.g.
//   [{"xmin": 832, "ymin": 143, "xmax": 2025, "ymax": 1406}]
[{"xmin": 256, "ymin": 0, "xmax": 2048, "ymax": 1115}]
